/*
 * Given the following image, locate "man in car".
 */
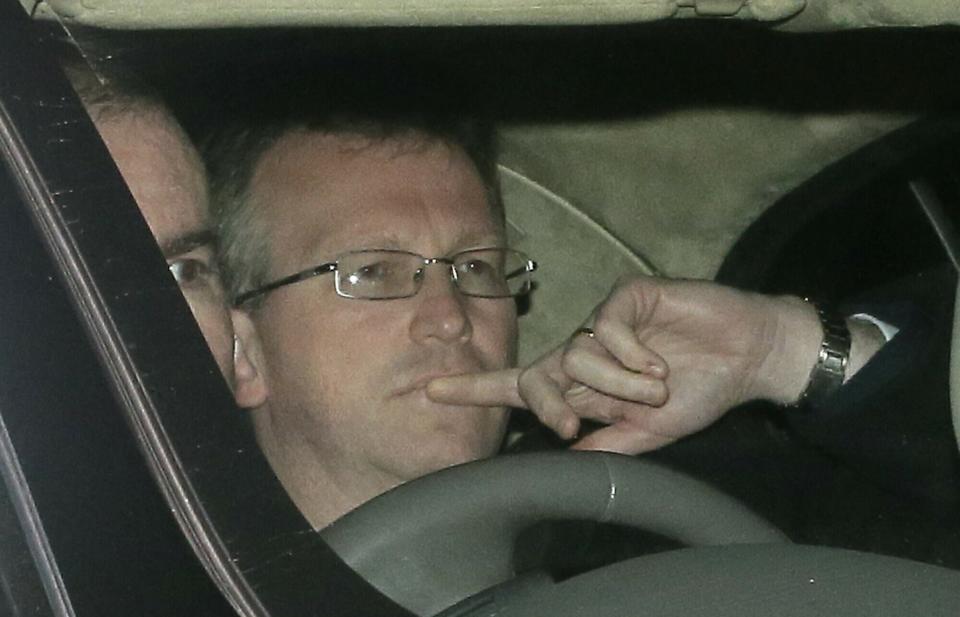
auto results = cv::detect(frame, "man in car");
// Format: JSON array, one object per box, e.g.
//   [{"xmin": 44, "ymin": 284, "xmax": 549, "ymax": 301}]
[
  {"xmin": 69, "ymin": 64, "xmax": 266, "ymax": 408},
  {"xmin": 206, "ymin": 101, "xmax": 899, "ymax": 530}
]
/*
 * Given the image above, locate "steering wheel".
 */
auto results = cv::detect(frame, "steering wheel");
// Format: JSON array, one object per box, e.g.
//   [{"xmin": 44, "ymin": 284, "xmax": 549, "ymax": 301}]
[
  {"xmin": 440, "ymin": 543, "xmax": 960, "ymax": 617},
  {"xmin": 321, "ymin": 451, "xmax": 788, "ymax": 615}
]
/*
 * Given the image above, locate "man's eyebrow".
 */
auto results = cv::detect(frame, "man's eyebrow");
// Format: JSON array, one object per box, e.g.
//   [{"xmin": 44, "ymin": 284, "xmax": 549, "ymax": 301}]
[
  {"xmin": 301, "ymin": 233, "xmax": 404, "ymax": 262},
  {"xmin": 160, "ymin": 230, "xmax": 217, "ymax": 258},
  {"xmin": 301, "ymin": 229, "xmax": 503, "ymax": 263}
]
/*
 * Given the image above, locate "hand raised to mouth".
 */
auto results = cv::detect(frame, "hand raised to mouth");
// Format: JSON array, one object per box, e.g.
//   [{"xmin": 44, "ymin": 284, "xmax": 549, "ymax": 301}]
[{"xmin": 428, "ymin": 274, "xmax": 885, "ymax": 455}]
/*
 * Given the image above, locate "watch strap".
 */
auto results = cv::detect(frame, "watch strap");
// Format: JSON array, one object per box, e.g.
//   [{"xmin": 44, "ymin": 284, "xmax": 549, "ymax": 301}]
[{"xmin": 797, "ymin": 302, "xmax": 851, "ymax": 408}]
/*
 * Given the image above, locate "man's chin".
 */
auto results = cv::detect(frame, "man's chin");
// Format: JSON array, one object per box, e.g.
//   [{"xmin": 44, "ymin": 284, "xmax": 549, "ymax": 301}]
[
  {"xmin": 344, "ymin": 385, "xmax": 504, "ymax": 489},
  {"xmin": 380, "ymin": 393, "xmax": 506, "ymax": 476}
]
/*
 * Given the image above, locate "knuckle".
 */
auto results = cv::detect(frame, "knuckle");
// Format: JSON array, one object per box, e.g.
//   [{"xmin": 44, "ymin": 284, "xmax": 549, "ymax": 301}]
[
  {"xmin": 517, "ymin": 366, "xmax": 537, "ymax": 391},
  {"xmin": 593, "ymin": 308, "xmax": 613, "ymax": 333},
  {"xmin": 647, "ymin": 380, "xmax": 669, "ymax": 406},
  {"xmin": 592, "ymin": 313, "xmax": 620, "ymax": 344},
  {"xmin": 561, "ymin": 347, "xmax": 589, "ymax": 376},
  {"xmin": 598, "ymin": 403, "xmax": 625, "ymax": 423},
  {"xmin": 620, "ymin": 375, "xmax": 663, "ymax": 405}
]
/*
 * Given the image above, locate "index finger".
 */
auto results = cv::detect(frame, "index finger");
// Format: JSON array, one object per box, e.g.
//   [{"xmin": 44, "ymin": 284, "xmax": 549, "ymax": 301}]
[{"xmin": 426, "ymin": 369, "xmax": 525, "ymax": 408}]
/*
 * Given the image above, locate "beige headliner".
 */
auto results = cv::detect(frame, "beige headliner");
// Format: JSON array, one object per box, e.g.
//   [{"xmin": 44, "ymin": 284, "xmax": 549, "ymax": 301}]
[{"xmin": 24, "ymin": 0, "xmax": 960, "ymax": 30}]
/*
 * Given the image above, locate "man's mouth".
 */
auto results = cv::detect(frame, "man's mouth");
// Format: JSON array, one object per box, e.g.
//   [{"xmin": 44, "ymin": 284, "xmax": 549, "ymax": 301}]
[{"xmin": 392, "ymin": 366, "xmax": 481, "ymax": 398}]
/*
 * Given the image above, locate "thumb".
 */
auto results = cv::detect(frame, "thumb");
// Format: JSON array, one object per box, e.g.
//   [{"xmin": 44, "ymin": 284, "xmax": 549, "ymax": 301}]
[{"xmin": 571, "ymin": 423, "xmax": 675, "ymax": 455}]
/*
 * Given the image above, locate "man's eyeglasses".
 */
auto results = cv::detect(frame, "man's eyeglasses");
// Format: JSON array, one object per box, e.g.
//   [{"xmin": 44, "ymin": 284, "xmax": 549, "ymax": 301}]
[{"xmin": 234, "ymin": 247, "xmax": 537, "ymax": 305}]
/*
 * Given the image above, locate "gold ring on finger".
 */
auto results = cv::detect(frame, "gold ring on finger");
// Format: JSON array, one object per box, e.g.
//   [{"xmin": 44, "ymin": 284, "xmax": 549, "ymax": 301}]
[{"xmin": 574, "ymin": 327, "xmax": 596, "ymax": 339}]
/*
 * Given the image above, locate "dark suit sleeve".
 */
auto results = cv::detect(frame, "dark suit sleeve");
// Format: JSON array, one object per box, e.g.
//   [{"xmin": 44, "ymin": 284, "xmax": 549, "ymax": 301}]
[{"xmin": 785, "ymin": 267, "xmax": 960, "ymax": 506}]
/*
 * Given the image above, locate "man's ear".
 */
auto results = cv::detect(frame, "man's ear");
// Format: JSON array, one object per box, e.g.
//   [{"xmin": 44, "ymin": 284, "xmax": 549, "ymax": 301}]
[{"xmin": 230, "ymin": 309, "xmax": 268, "ymax": 408}]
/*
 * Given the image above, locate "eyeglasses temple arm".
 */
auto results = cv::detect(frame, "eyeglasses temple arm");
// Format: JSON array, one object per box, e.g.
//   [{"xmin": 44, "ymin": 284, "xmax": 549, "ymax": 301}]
[
  {"xmin": 233, "ymin": 262, "xmax": 337, "ymax": 306},
  {"xmin": 505, "ymin": 260, "xmax": 537, "ymax": 280}
]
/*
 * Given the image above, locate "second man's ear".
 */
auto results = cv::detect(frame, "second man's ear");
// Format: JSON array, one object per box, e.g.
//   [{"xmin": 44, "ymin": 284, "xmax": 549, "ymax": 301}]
[{"xmin": 230, "ymin": 309, "xmax": 269, "ymax": 409}]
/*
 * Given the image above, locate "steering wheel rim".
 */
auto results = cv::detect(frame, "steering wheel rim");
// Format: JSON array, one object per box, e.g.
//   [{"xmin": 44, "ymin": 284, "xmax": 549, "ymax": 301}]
[
  {"xmin": 440, "ymin": 543, "xmax": 960, "ymax": 617},
  {"xmin": 321, "ymin": 451, "xmax": 787, "ymax": 616}
]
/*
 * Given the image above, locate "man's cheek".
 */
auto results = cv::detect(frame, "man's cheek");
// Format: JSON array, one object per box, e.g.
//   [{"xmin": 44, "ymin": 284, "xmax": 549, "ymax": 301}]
[
  {"xmin": 474, "ymin": 306, "xmax": 517, "ymax": 369},
  {"xmin": 506, "ymin": 312, "xmax": 519, "ymax": 365}
]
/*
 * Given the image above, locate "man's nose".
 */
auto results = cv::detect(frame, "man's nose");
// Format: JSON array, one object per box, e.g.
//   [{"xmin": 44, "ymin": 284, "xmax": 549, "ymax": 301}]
[{"xmin": 408, "ymin": 264, "xmax": 472, "ymax": 344}]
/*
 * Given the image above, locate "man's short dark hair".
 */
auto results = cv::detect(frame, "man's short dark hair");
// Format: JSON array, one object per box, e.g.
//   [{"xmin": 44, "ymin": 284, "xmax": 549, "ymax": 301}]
[{"xmin": 205, "ymin": 107, "xmax": 503, "ymax": 308}]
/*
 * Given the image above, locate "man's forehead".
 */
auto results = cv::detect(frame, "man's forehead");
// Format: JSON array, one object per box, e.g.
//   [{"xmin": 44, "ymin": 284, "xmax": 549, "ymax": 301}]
[
  {"xmin": 255, "ymin": 128, "xmax": 499, "ymax": 262},
  {"xmin": 256, "ymin": 128, "xmax": 455, "ymax": 183},
  {"xmin": 96, "ymin": 108, "xmax": 210, "ymax": 248}
]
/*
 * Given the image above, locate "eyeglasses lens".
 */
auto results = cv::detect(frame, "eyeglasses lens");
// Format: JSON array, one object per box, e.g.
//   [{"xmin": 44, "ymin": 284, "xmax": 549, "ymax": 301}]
[
  {"xmin": 336, "ymin": 249, "xmax": 532, "ymax": 299},
  {"xmin": 336, "ymin": 251, "xmax": 421, "ymax": 299},
  {"xmin": 454, "ymin": 248, "xmax": 530, "ymax": 298}
]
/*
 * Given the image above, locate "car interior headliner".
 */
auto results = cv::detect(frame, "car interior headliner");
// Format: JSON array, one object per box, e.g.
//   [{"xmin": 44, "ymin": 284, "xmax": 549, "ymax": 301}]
[{"xmin": 22, "ymin": 0, "xmax": 960, "ymax": 30}]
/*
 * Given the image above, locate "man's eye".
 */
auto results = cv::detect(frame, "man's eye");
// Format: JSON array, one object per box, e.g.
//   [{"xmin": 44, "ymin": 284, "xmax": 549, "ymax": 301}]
[
  {"xmin": 459, "ymin": 259, "xmax": 497, "ymax": 278},
  {"xmin": 351, "ymin": 262, "xmax": 392, "ymax": 284},
  {"xmin": 168, "ymin": 258, "xmax": 214, "ymax": 288}
]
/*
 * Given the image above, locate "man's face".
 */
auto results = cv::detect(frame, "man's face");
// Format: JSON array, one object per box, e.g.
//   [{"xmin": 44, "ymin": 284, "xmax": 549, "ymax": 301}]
[
  {"xmin": 249, "ymin": 130, "xmax": 516, "ymax": 491},
  {"xmin": 96, "ymin": 109, "xmax": 236, "ymax": 379}
]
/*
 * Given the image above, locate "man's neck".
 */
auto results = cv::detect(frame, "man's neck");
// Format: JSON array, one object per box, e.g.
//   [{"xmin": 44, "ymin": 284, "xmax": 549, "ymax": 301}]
[{"xmin": 251, "ymin": 406, "xmax": 402, "ymax": 529}]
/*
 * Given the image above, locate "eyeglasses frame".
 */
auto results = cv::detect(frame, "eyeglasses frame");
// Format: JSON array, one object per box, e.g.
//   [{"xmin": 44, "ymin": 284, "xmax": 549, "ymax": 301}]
[{"xmin": 233, "ymin": 247, "xmax": 536, "ymax": 306}]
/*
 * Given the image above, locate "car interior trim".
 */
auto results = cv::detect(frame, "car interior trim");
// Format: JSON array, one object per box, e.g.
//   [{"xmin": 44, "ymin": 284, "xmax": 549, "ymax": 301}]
[
  {"xmin": 0, "ymin": 412, "xmax": 73, "ymax": 617},
  {"xmin": 23, "ymin": 0, "xmax": 960, "ymax": 30},
  {"xmin": 909, "ymin": 178, "xmax": 960, "ymax": 274},
  {"xmin": 0, "ymin": 13, "xmax": 271, "ymax": 617}
]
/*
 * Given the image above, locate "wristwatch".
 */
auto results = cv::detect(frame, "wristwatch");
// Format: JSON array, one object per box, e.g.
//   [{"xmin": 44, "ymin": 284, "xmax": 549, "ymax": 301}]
[{"xmin": 797, "ymin": 302, "xmax": 851, "ymax": 408}]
